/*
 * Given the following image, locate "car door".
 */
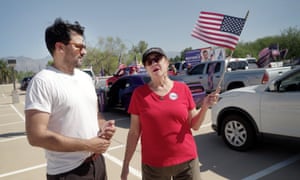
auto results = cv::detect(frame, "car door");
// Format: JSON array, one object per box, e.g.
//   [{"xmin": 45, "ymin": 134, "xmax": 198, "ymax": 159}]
[{"xmin": 260, "ymin": 70, "xmax": 300, "ymax": 137}]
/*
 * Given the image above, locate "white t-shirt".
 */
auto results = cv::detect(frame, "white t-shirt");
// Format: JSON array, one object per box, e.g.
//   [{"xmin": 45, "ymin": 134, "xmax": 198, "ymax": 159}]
[{"xmin": 25, "ymin": 66, "xmax": 99, "ymax": 175}]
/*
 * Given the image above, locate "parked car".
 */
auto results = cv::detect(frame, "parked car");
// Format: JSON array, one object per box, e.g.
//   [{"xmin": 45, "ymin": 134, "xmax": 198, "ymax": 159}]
[
  {"xmin": 227, "ymin": 61, "xmax": 248, "ymax": 71},
  {"xmin": 106, "ymin": 65, "xmax": 146, "ymax": 87},
  {"xmin": 211, "ymin": 66, "xmax": 300, "ymax": 151},
  {"xmin": 246, "ymin": 58, "xmax": 258, "ymax": 69},
  {"xmin": 177, "ymin": 60, "xmax": 291, "ymax": 93},
  {"xmin": 20, "ymin": 76, "xmax": 33, "ymax": 90},
  {"xmin": 98, "ymin": 74, "xmax": 206, "ymax": 112}
]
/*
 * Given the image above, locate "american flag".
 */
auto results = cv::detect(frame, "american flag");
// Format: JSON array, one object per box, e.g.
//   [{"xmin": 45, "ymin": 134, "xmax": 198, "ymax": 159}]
[
  {"xmin": 257, "ymin": 48, "xmax": 271, "ymax": 68},
  {"xmin": 191, "ymin": 11, "xmax": 247, "ymax": 50}
]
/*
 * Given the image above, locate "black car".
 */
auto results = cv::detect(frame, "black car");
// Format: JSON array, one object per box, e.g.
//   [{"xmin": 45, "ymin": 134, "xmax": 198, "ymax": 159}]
[{"xmin": 20, "ymin": 76, "xmax": 33, "ymax": 90}]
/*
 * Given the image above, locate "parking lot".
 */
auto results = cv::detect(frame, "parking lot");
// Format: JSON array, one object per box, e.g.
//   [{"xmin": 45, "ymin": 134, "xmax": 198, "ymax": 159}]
[{"xmin": 1, "ymin": 83, "xmax": 300, "ymax": 180}]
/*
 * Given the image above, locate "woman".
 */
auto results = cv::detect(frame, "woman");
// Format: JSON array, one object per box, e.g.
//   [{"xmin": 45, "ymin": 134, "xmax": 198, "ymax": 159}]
[{"xmin": 121, "ymin": 47, "xmax": 219, "ymax": 180}]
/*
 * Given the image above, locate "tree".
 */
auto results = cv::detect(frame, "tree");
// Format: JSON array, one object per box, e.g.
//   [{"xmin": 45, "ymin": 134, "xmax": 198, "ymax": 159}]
[
  {"xmin": 279, "ymin": 27, "xmax": 300, "ymax": 60},
  {"xmin": 0, "ymin": 59, "xmax": 12, "ymax": 84},
  {"xmin": 83, "ymin": 37, "xmax": 148, "ymax": 75},
  {"xmin": 127, "ymin": 41, "xmax": 148, "ymax": 65},
  {"xmin": 226, "ymin": 26, "xmax": 300, "ymax": 61}
]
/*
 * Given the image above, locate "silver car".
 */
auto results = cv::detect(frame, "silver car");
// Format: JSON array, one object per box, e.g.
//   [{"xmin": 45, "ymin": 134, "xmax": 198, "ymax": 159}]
[{"xmin": 211, "ymin": 66, "xmax": 300, "ymax": 151}]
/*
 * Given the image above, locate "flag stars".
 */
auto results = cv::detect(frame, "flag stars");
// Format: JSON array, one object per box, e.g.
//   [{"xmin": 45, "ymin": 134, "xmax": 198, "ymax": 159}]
[{"xmin": 221, "ymin": 16, "xmax": 245, "ymax": 36}]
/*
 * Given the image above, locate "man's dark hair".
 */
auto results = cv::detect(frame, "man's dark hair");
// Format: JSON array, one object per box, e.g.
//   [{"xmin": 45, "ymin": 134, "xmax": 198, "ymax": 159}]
[{"xmin": 45, "ymin": 18, "xmax": 85, "ymax": 56}]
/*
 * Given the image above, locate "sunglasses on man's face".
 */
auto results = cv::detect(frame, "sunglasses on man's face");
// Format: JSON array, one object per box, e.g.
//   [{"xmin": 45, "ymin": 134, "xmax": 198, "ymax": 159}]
[
  {"xmin": 145, "ymin": 54, "xmax": 163, "ymax": 66},
  {"xmin": 69, "ymin": 42, "xmax": 86, "ymax": 51}
]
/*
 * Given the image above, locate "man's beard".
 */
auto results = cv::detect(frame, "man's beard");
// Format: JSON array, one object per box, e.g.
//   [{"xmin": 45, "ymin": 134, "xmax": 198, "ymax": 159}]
[{"xmin": 75, "ymin": 57, "xmax": 84, "ymax": 68}]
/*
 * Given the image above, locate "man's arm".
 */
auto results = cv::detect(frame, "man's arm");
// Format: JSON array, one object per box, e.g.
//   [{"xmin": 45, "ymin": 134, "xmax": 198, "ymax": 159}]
[{"xmin": 25, "ymin": 110, "xmax": 110, "ymax": 153}]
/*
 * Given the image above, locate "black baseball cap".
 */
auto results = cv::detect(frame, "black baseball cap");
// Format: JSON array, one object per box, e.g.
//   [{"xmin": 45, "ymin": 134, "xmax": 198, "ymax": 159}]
[{"xmin": 142, "ymin": 47, "xmax": 166, "ymax": 65}]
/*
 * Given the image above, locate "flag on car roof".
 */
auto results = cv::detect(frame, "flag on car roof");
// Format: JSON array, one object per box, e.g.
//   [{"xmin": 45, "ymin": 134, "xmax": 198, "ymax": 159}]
[
  {"xmin": 257, "ymin": 43, "xmax": 283, "ymax": 68},
  {"xmin": 269, "ymin": 43, "xmax": 280, "ymax": 56},
  {"xmin": 257, "ymin": 48, "xmax": 271, "ymax": 68},
  {"xmin": 191, "ymin": 11, "xmax": 248, "ymax": 50}
]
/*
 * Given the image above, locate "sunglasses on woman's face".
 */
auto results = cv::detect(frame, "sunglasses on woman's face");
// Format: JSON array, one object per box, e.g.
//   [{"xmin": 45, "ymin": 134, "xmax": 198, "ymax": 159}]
[{"xmin": 145, "ymin": 54, "xmax": 163, "ymax": 66}]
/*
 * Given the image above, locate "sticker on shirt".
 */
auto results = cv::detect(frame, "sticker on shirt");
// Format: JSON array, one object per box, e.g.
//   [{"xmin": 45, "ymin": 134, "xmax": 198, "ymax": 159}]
[{"xmin": 169, "ymin": 92, "xmax": 178, "ymax": 100}]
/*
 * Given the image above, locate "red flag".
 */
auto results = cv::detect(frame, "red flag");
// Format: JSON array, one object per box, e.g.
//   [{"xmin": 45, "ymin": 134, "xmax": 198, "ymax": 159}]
[{"xmin": 191, "ymin": 11, "xmax": 247, "ymax": 50}]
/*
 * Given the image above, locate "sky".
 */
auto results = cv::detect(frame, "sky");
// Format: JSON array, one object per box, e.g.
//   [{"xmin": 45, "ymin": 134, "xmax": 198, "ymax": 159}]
[{"xmin": 1, "ymin": 0, "xmax": 299, "ymax": 59}]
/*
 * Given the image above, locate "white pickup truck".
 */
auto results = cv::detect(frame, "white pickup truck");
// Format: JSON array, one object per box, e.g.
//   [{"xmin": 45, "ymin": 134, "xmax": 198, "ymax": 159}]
[{"xmin": 176, "ymin": 60, "xmax": 291, "ymax": 93}]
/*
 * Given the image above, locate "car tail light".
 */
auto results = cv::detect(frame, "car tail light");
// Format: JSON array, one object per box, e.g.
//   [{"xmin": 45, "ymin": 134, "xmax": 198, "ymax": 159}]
[{"xmin": 261, "ymin": 72, "xmax": 269, "ymax": 84}]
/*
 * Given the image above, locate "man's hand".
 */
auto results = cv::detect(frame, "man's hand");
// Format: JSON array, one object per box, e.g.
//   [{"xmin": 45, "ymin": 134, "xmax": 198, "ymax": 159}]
[
  {"xmin": 87, "ymin": 136, "xmax": 111, "ymax": 154},
  {"xmin": 98, "ymin": 120, "xmax": 116, "ymax": 140}
]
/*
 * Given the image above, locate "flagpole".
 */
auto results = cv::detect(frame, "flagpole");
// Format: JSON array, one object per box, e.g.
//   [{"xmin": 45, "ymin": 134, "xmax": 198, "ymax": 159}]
[
  {"xmin": 245, "ymin": 10, "xmax": 249, "ymax": 20},
  {"xmin": 216, "ymin": 50, "xmax": 233, "ymax": 91}
]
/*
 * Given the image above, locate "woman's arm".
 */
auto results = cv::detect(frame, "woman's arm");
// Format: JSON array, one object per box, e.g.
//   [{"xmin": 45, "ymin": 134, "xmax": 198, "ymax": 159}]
[
  {"xmin": 121, "ymin": 114, "xmax": 141, "ymax": 180},
  {"xmin": 189, "ymin": 90, "xmax": 219, "ymax": 130}
]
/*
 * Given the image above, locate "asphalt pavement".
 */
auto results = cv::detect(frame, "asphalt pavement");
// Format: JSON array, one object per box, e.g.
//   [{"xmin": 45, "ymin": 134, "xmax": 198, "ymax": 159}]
[{"xmin": 1, "ymin": 84, "xmax": 299, "ymax": 180}]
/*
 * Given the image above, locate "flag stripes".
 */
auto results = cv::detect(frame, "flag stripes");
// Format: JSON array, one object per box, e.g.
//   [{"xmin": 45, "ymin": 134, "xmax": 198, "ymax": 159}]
[{"xmin": 191, "ymin": 11, "xmax": 246, "ymax": 50}]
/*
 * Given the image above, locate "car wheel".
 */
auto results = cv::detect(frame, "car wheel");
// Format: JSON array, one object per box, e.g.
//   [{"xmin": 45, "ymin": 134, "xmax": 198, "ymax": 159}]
[{"xmin": 221, "ymin": 114, "xmax": 256, "ymax": 151}]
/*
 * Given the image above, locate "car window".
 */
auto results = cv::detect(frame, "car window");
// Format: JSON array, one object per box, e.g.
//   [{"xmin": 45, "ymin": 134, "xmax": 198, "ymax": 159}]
[
  {"xmin": 279, "ymin": 71, "xmax": 300, "ymax": 92},
  {"xmin": 189, "ymin": 63, "xmax": 205, "ymax": 75},
  {"xmin": 247, "ymin": 59, "xmax": 256, "ymax": 64},
  {"xmin": 206, "ymin": 62, "xmax": 220, "ymax": 73},
  {"xmin": 228, "ymin": 61, "xmax": 248, "ymax": 71}
]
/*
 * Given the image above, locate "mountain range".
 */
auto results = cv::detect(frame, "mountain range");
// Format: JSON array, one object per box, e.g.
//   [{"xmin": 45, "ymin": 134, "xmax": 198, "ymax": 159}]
[
  {"xmin": 1, "ymin": 56, "xmax": 50, "ymax": 72},
  {"xmin": 1, "ymin": 50, "xmax": 180, "ymax": 73}
]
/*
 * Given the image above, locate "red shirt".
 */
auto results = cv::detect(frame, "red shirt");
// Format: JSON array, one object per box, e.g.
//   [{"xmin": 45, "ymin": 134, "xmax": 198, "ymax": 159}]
[{"xmin": 128, "ymin": 81, "xmax": 197, "ymax": 167}]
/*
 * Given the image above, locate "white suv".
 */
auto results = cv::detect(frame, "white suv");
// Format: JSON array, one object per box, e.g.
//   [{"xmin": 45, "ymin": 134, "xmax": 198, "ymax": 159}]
[{"xmin": 211, "ymin": 66, "xmax": 300, "ymax": 151}]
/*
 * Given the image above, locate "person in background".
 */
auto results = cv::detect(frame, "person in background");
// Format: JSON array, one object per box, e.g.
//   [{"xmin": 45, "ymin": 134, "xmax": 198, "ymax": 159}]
[
  {"xmin": 169, "ymin": 64, "xmax": 177, "ymax": 76},
  {"xmin": 131, "ymin": 66, "xmax": 138, "ymax": 74},
  {"xmin": 121, "ymin": 47, "xmax": 219, "ymax": 180},
  {"xmin": 187, "ymin": 63, "xmax": 192, "ymax": 72},
  {"xmin": 25, "ymin": 18, "xmax": 116, "ymax": 180}
]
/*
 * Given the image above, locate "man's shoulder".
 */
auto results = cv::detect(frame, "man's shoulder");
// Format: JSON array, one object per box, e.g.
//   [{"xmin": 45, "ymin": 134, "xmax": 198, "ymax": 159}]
[{"xmin": 33, "ymin": 67, "xmax": 56, "ymax": 79}]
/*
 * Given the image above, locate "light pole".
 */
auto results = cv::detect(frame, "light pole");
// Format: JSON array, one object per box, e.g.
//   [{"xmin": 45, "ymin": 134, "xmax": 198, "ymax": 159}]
[{"xmin": 7, "ymin": 59, "xmax": 19, "ymax": 103}]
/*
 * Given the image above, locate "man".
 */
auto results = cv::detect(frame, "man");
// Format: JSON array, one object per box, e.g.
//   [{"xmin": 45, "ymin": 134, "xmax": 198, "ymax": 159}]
[{"xmin": 25, "ymin": 18, "xmax": 116, "ymax": 180}]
